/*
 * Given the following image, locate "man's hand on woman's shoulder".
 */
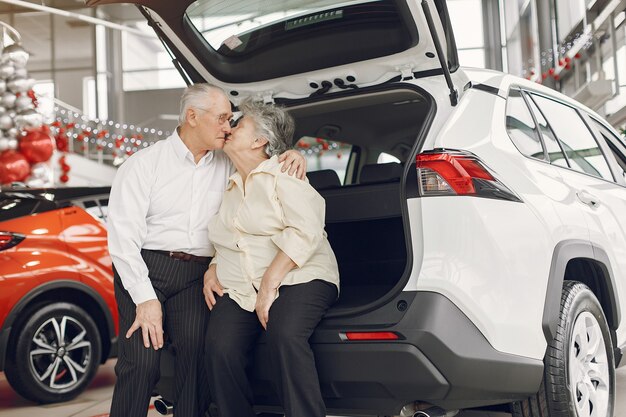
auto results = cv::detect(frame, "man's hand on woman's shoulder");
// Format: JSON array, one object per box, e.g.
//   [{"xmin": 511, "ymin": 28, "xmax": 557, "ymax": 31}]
[{"xmin": 278, "ymin": 149, "xmax": 307, "ymax": 180}]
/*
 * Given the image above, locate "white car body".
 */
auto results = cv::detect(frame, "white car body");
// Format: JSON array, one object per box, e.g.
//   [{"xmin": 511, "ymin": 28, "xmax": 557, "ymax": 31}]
[{"xmin": 89, "ymin": 0, "xmax": 626, "ymax": 415}]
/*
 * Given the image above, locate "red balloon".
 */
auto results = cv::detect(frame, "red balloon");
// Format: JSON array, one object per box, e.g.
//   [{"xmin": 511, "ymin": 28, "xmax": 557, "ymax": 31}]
[
  {"xmin": 19, "ymin": 129, "xmax": 54, "ymax": 163},
  {"xmin": 60, "ymin": 174, "xmax": 69, "ymax": 183},
  {"xmin": 0, "ymin": 150, "xmax": 30, "ymax": 184}
]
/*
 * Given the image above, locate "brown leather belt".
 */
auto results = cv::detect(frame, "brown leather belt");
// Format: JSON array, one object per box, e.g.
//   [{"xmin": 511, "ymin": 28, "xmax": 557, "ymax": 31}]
[{"xmin": 150, "ymin": 250, "xmax": 212, "ymax": 264}]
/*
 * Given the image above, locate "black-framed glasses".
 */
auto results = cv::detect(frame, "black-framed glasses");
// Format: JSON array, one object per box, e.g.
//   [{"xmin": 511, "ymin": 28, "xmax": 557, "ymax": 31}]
[{"xmin": 229, "ymin": 114, "xmax": 242, "ymax": 128}]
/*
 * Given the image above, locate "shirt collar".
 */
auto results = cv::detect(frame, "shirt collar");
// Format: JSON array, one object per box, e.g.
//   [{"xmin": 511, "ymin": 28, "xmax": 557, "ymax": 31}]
[
  {"xmin": 169, "ymin": 128, "xmax": 214, "ymax": 165},
  {"xmin": 225, "ymin": 156, "xmax": 278, "ymax": 191}
]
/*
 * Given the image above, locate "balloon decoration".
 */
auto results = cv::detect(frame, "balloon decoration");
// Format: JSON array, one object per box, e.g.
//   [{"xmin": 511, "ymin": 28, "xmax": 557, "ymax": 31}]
[
  {"xmin": 50, "ymin": 115, "xmax": 166, "ymax": 168},
  {"xmin": 0, "ymin": 38, "xmax": 56, "ymax": 187},
  {"xmin": 0, "ymin": 27, "xmax": 170, "ymax": 186},
  {"xmin": 0, "ymin": 150, "xmax": 29, "ymax": 183},
  {"xmin": 295, "ymin": 137, "xmax": 349, "ymax": 159},
  {"xmin": 19, "ymin": 129, "xmax": 54, "ymax": 163}
]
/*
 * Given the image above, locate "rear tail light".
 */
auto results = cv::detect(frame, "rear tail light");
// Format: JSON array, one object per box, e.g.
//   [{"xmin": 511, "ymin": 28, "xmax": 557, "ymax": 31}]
[
  {"xmin": 342, "ymin": 332, "xmax": 400, "ymax": 341},
  {"xmin": 0, "ymin": 232, "xmax": 25, "ymax": 251},
  {"xmin": 416, "ymin": 150, "xmax": 521, "ymax": 202}
]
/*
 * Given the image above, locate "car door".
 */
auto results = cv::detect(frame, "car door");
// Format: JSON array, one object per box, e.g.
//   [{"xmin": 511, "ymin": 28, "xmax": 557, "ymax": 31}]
[
  {"xmin": 585, "ymin": 117, "xmax": 626, "ymax": 347},
  {"xmin": 528, "ymin": 92, "xmax": 626, "ymax": 337}
]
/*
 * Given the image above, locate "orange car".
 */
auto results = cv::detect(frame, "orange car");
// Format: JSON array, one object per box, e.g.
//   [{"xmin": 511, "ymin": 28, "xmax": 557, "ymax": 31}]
[{"xmin": 0, "ymin": 187, "xmax": 118, "ymax": 403}]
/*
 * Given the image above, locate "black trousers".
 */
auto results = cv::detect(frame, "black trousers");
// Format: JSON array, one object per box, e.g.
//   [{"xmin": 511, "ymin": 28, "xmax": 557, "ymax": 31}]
[
  {"xmin": 110, "ymin": 249, "xmax": 211, "ymax": 417},
  {"xmin": 205, "ymin": 280, "xmax": 338, "ymax": 417}
]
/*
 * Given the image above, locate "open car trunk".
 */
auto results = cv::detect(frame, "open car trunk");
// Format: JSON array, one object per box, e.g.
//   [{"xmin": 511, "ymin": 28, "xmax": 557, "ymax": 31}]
[{"xmin": 287, "ymin": 85, "xmax": 433, "ymax": 314}]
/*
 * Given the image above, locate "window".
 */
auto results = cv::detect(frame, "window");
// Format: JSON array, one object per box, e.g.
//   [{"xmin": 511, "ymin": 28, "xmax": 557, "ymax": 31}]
[
  {"xmin": 448, "ymin": 0, "xmax": 486, "ymax": 68},
  {"xmin": 505, "ymin": 89, "xmax": 545, "ymax": 160},
  {"xmin": 0, "ymin": 198, "xmax": 38, "ymax": 222},
  {"xmin": 73, "ymin": 197, "xmax": 108, "ymax": 225},
  {"xmin": 377, "ymin": 152, "xmax": 401, "ymax": 164},
  {"xmin": 295, "ymin": 137, "xmax": 352, "ymax": 184},
  {"xmin": 590, "ymin": 119, "xmax": 626, "ymax": 181},
  {"xmin": 121, "ymin": 21, "xmax": 186, "ymax": 91},
  {"xmin": 525, "ymin": 94, "xmax": 568, "ymax": 167},
  {"xmin": 530, "ymin": 94, "xmax": 614, "ymax": 181},
  {"xmin": 187, "ymin": 0, "xmax": 386, "ymax": 51}
]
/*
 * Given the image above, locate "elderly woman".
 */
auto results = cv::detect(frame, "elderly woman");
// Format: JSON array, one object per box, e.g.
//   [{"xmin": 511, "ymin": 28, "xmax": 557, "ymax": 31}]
[{"xmin": 203, "ymin": 99, "xmax": 339, "ymax": 417}]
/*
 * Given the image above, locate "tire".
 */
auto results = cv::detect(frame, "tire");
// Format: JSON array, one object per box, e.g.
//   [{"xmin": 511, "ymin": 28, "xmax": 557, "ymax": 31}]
[
  {"xmin": 511, "ymin": 281, "xmax": 615, "ymax": 417},
  {"xmin": 4, "ymin": 302, "xmax": 102, "ymax": 403}
]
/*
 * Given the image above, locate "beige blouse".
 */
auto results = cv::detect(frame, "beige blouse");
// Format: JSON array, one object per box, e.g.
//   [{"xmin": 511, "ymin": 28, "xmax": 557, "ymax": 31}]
[{"xmin": 208, "ymin": 156, "xmax": 340, "ymax": 312}]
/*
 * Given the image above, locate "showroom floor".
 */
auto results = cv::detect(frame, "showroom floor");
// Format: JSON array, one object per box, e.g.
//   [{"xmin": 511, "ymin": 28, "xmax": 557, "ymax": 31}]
[{"xmin": 0, "ymin": 360, "xmax": 624, "ymax": 417}]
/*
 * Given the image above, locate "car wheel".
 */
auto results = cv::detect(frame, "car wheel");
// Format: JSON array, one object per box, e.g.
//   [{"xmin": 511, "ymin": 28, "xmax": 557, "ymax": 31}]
[
  {"xmin": 4, "ymin": 302, "xmax": 102, "ymax": 403},
  {"xmin": 511, "ymin": 281, "xmax": 615, "ymax": 417}
]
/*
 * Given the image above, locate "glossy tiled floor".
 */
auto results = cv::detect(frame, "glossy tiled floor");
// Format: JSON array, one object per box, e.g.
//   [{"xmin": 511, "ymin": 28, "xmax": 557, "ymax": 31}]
[{"xmin": 0, "ymin": 360, "xmax": 624, "ymax": 417}]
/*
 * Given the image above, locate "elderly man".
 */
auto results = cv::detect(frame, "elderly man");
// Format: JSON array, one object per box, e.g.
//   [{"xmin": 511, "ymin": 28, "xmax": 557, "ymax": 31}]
[{"xmin": 107, "ymin": 83, "xmax": 305, "ymax": 417}]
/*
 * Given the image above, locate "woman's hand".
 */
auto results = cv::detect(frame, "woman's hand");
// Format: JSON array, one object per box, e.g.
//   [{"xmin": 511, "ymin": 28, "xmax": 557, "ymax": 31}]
[
  {"xmin": 255, "ymin": 286, "xmax": 278, "ymax": 330},
  {"xmin": 278, "ymin": 149, "xmax": 307, "ymax": 180},
  {"xmin": 203, "ymin": 265, "xmax": 224, "ymax": 311}
]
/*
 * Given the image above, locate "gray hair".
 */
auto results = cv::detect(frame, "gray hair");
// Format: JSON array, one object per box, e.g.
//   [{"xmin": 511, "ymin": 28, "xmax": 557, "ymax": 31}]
[
  {"xmin": 238, "ymin": 98, "xmax": 295, "ymax": 157},
  {"xmin": 178, "ymin": 83, "xmax": 227, "ymax": 124}
]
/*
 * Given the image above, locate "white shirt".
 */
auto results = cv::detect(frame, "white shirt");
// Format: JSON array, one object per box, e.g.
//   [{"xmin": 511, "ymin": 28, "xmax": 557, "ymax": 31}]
[
  {"xmin": 208, "ymin": 156, "xmax": 339, "ymax": 312},
  {"xmin": 107, "ymin": 130, "xmax": 233, "ymax": 305}
]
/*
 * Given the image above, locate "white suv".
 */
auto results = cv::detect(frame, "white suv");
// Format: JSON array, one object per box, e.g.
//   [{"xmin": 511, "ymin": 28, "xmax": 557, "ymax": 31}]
[{"xmin": 89, "ymin": 0, "xmax": 625, "ymax": 416}]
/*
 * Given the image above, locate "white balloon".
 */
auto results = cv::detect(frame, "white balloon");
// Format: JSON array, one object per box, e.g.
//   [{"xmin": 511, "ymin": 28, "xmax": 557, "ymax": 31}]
[
  {"xmin": 7, "ymin": 77, "xmax": 30, "ymax": 94},
  {"xmin": 14, "ymin": 95, "xmax": 33, "ymax": 112},
  {"xmin": 7, "ymin": 138, "xmax": 18, "ymax": 150},
  {"xmin": 0, "ymin": 114, "xmax": 13, "ymax": 130},
  {"xmin": 31, "ymin": 162, "xmax": 52, "ymax": 179},
  {"xmin": 0, "ymin": 63, "xmax": 15, "ymax": 79},
  {"xmin": 7, "ymin": 127, "xmax": 18, "ymax": 138},
  {"xmin": 1, "ymin": 92, "xmax": 17, "ymax": 109},
  {"xmin": 25, "ymin": 177, "xmax": 46, "ymax": 188},
  {"xmin": 13, "ymin": 67, "xmax": 27, "ymax": 78},
  {"xmin": 3, "ymin": 44, "xmax": 29, "ymax": 67},
  {"xmin": 0, "ymin": 106, "xmax": 6, "ymax": 116},
  {"xmin": 0, "ymin": 80, "xmax": 6, "ymax": 95},
  {"xmin": 0, "ymin": 137, "xmax": 9, "ymax": 151},
  {"xmin": 15, "ymin": 108, "xmax": 43, "ymax": 130},
  {"xmin": 29, "ymin": 162, "xmax": 54, "ymax": 187}
]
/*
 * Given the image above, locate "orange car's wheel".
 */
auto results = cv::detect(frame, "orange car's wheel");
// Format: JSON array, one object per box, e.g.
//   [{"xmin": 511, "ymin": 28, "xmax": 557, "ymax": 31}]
[{"xmin": 5, "ymin": 302, "xmax": 102, "ymax": 404}]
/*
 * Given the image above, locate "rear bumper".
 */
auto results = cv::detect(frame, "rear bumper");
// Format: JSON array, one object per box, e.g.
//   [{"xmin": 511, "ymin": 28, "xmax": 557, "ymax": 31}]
[
  {"xmin": 253, "ymin": 291, "xmax": 543, "ymax": 413},
  {"xmin": 157, "ymin": 291, "xmax": 544, "ymax": 415}
]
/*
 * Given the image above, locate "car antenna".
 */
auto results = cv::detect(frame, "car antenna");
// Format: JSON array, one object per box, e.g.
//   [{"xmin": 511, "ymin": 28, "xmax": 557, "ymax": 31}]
[{"xmin": 421, "ymin": 0, "xmax": 458, "ymax": 106}]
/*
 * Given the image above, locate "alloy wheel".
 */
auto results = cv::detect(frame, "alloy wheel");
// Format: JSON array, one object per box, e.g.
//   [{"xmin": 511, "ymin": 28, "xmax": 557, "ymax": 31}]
[{"xmin": 29, "ymin": 315, "xmax": 93, "ymax": 390}]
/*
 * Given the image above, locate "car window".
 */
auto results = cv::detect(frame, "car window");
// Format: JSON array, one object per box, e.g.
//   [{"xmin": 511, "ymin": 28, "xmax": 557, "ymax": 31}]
[
  {"xmin": 0, "ymin": 198, "xmax": 38, "ymax": 222},
  {"xmin": 505, "ymin": 89, "xmax": 545, "ymax": 160},
  {"xmin": 530, "ymin": 94, "xmax": 614, "ymax": 181},
  {"xmin": 524, "ymin": 94, "xmax": 568, "ymax": 168},
  {"xmin": 296, "ymin": 136, "xmax": 352, "ymax": 185},
  {"xmin": 377, "ymin": 152, "xmax": 401, "ymax": 164},
  {"xmin": 590, "ymin": 119, "xmax": 626, "ymax": 181},
  {"xmin": 72, "ymin": 197, "xmax": 108, "ymax": 225}
]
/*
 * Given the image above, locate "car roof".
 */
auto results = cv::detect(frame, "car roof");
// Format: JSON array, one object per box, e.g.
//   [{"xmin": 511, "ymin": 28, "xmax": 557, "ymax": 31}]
[{"xmin": 463, "ymin": 67, "xmax": 598, "ymax": 112}]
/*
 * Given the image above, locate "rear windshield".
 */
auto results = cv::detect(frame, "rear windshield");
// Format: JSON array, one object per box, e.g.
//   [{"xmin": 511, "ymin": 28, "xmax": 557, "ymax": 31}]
[
  {"xmin": 0, "ymin": 196, "xmax": 58, "ymax": 222},
  {"xmin": 187, "ymin": 0, "xmax": 385, "ymax": 51},
  {"xmin": 0, "ymin": 198, "xmax": 39, "ymax": 222},
  {"xmin": 184, "ymin": 0, "xmax": 417, "ymax": 83}
]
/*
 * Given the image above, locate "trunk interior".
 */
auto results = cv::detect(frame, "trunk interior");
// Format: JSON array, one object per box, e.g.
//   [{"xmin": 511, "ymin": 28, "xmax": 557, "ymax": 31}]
[{"xmin": 287, "ymin": 87, "xmax": 432, "ymax": 313}]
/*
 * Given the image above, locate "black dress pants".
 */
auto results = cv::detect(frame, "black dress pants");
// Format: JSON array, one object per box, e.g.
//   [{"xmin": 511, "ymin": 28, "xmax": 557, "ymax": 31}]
[
  {"xmin": 109, "ymin": 249, "xmax": 211, "ymax": 417},
  {"xmin": 205, "ymin": 280, "xmax": 337, "ymax": 417}
]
